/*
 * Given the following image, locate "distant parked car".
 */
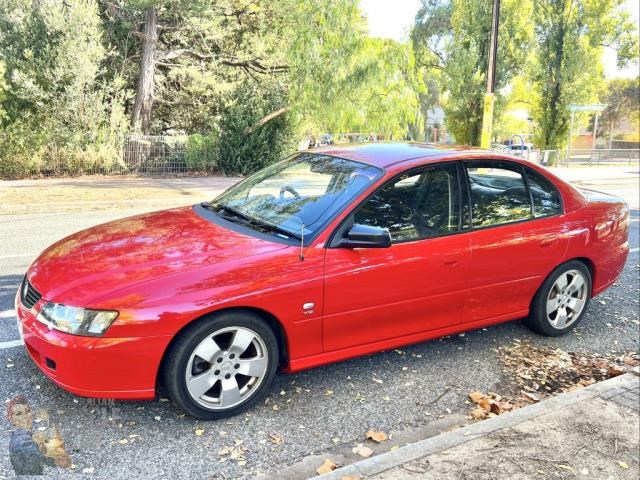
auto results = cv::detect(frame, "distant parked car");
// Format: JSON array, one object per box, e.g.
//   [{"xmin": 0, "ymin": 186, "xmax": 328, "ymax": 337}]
[
  {"xmin": 320, "ymin": 134, "xmax": 333, "ymax": 146},
  {"xmin": 509, "ymin": 143, "xmax": 534, "ymax": 157},
  {"xmin": 491, "ymin": 143, "xmax": 509, "ymax": 152},
  {"xmin": 16, "ymin": 143, "xmax": 629, "ymax": 419}
]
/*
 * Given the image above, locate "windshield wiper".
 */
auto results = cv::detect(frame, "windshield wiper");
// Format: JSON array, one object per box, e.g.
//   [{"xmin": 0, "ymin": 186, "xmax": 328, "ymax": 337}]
[{"xmin": 204, "ymin": 202, "xmax": 301, "ymax": 240}]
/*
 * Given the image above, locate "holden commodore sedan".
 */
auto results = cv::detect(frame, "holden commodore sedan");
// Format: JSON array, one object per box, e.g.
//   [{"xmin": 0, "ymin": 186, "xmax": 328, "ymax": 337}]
[{"xmin": 16, "ymin": 143, "xmax": 629, "ymax": 419}]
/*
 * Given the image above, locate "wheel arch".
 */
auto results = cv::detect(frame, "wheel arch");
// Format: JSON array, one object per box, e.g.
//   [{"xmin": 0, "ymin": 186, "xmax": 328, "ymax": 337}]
[
  {"xmin": 156, "ymin": 306, "xmax": 290, "ymax": 393},
  {"xmin": 564, "ymin": 256, "xmax": 596, "ymax": 296}
]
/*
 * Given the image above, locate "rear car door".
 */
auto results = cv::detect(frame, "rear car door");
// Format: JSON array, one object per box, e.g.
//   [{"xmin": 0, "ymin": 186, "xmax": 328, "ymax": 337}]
[
  {"xmin": 322, "ymin": 162, "xmax": 471, "ymax": 352},
  {"xmin": 463, "ymin": 160, "xmax": 568, "ymax": 322}
]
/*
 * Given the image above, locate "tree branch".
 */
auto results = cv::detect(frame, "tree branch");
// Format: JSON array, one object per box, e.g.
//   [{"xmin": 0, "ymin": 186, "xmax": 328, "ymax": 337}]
[{"xmin": 243, "ymin": 107, "xmax": 290, "ymax": 136}]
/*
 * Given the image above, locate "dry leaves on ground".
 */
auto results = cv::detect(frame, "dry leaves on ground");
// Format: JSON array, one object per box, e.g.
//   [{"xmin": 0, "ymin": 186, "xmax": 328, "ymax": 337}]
[
  {"xmin": 365, "ymin": 429, "xmax": 387, "ymax": 443},
  {"xmin": 352, "ymin": 445, "xmax": 374, "ymax": 458},
  {"xmin": 468, "ymin": 391, "xmax": 527, "ymax": 420},
  {"xmin": 218, "ymin": 443, "xmax": 248, "ymax": 466},
  {"xmin": 316, "ymin": 458, "xmax": 339, "ymax": 474},
  {"xmin": 498, "ymin": 342, "xmax": 639, "ymax": 395},
  {"xmin": 467, "ymin": 344, "xmax": 639, "ymax": 421}
]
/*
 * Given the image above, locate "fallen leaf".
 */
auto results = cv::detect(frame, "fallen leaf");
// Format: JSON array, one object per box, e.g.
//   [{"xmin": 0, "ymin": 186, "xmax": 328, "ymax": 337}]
[
  {"xmin": 607, "ymin": 366, "xmax": 625, "ymax": 378},
  {"xmin": 269, "ymin": 434, "xmax": 283, "ymax": 445},
  {"xmin": 352, "ymin": 445, "xmax": 373, "ymax": 458},
  {"xmin": 470, "ymin": 407, "xmax": 488, "ymax": 420},
  {"xmin": 365, "ymin": 430, "xmax": 387, "ymax": 443},
  {"xmin": 618, "ymin": 461, "xmax": 629, "ymax": 469},
  {"xmin": 194, "ymin": 427, "xmax": 204, "ymax": 436},
  {"xmin": 316, "ymin": 459, "xmax": 339, "ymax": 475},
  {"xmin": 557, "ymin": 464, "xmax": 574, "ymax": 471},
  {"xmin": 341, "ymin": 476, "xmax": 361, "ymax": 480}
]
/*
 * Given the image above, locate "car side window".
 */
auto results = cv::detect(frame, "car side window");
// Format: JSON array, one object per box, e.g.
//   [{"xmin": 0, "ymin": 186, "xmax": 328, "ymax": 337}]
[
  {"xmin": 525, "ymin": 168, "xmax": 562, "ymax": 217},
  {"xmin": 354, "ymin": 163, "xmax": 460, "ymax": 242},
  {"xmin": 465, "ymin": 162, "xmax": 531, "ymax": 227}
]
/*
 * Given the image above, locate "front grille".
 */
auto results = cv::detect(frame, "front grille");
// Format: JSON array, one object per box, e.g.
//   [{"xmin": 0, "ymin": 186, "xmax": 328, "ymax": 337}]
[{"xmin": 20, "ymin": 278, "xmax": 42, "ymax": 309}]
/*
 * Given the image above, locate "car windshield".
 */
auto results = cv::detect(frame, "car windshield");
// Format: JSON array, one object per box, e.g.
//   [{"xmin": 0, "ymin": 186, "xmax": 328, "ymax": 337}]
[{"xmin": 210, "ymin": 152, "xmax": 382, "ymax": 239}]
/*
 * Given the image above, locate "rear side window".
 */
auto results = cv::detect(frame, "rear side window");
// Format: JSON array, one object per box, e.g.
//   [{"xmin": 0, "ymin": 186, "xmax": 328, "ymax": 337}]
[
  {"xmin": 465, "ymin": 162, "xmax": 531, "ymax": 227},
  {"xmin": 525, "ymin": 169, "xmax": 562, "ymax": 217}
]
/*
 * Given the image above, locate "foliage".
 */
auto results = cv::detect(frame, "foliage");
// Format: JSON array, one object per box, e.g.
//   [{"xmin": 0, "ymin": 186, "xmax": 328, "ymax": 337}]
[
  {"xmin": 217, "ymin": 83, "xmax": 295, "ymax": 175},
  {"xmin": 412, "ymin": 0, "xmax": 533, "ymax": 145},
  {"xmin": 530, "ymin": 0, "xmax": 638, "ymax": 149},
  {"xmin": 598, "ymin": 77, "xmax": 640, "ymax": 142},
  {"xmin": 0, "ymin": 0, "xmax": 128, "ymax": 177}
]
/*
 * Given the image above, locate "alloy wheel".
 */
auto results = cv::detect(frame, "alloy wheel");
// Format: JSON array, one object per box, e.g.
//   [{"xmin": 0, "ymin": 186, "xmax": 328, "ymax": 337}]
[
  {"xmin": 185, "ymin": 326, "xmax": 268, "ymax": 410},
  {"xmin": 546, "ymin": 269, "xmax": 588, "ymax": 329}
]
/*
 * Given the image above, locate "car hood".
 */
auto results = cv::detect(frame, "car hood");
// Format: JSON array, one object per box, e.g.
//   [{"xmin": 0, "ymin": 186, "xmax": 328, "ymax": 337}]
[{"xmin": 27, "ymin": 206, "xmax": 288, "ymax": 306}]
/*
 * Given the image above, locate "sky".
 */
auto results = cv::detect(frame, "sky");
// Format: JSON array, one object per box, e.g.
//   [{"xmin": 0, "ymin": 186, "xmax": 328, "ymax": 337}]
[{"xmin": 360, "ymin": 0, "xmax": 640, "ymax": 79}]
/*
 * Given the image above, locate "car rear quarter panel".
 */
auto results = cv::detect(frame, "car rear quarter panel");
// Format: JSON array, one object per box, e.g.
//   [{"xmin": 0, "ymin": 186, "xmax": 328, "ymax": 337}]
[{"xmin": 563, "ymin": 192, "xmax": 629, "ymax": 295}]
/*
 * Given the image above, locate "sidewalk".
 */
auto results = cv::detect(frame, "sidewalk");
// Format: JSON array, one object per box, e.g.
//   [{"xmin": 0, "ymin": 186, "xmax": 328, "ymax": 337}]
[{"xmin": 315, "ymin": 373, "xmax": 640, "ymax": 480}]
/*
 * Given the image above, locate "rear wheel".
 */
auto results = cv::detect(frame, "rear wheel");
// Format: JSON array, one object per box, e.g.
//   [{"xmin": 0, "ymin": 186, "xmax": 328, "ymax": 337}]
[
  {"xmin": 161, "ymin": 311, "xmax": 279, "ymax": 419},
  {"xmin": 525, "ymin": 260, "xmax": 591, "ymax": 337}
]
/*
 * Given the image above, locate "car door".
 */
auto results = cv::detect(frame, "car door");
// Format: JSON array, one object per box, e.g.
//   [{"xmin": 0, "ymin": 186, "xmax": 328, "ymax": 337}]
[
  {"xmin": 322, "ymin": 162, "xmax": 471, "ymax": 352},
  {"xmin": 463, "ymin": 160, "xmax": 568, "ymax": 322}
]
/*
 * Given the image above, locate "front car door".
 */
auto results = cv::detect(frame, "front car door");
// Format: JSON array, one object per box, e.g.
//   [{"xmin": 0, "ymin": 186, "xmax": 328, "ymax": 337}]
[
  {"xmin": 463, "ymin": 160, "xmax": 568, "ymax": 322},
  {"xmin": 322, "ymin": 161, "xmax": 471, "ymax": 352}
]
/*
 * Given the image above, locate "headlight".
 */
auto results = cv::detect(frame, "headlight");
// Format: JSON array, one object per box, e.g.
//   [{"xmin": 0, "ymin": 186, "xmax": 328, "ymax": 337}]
[{"xmin": 36, "ymin": 303, "xmax": 118, "ymax": 336}]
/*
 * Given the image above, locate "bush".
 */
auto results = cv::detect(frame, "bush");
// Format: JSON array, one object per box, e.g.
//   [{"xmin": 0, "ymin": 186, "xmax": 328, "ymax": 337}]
[
  {"xmin": 217, "ymin": 83, "xmax": 295, "ymax": 175},
  {"xmin": 185, "ymin": 133, "xmax": 218, "ymax": 172}
]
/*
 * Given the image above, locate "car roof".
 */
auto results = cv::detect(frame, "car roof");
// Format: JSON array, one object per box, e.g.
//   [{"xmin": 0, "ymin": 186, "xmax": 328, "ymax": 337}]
[{"xmin": 314, "ymin": 142, "xmax": 482, "ymax": 168}]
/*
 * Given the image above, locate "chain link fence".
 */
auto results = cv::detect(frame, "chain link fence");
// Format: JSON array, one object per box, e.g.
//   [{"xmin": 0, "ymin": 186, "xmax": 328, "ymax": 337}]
[
  {"xmin": 1, "ymin": 135, "xmax": 218, "ymax": 179},
  {"xmin": 497, "ymin": 148, "xmax": 639, "ymax": 167},
  {"xmin": 3, "ymin": 136, "xmax": 639, "ymax": 179}
]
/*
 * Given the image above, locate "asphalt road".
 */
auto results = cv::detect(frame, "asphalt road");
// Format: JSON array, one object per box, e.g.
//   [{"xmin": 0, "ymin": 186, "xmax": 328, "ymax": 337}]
[{"xmin": 0, "ymin": 178, "xmax": 638, "ymax": 480}]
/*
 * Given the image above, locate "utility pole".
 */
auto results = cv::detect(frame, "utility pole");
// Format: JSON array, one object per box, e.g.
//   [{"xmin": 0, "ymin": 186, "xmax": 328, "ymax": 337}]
[{"xmin": 480, "ymin": 0, "xmax": 500, "ymax": 149}]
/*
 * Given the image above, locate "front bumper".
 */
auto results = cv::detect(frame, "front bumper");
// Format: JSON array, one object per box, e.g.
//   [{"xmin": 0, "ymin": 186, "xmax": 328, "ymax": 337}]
[{"xmin": 16, "ymin": 296, "xmax": 172, "ymax": 400}]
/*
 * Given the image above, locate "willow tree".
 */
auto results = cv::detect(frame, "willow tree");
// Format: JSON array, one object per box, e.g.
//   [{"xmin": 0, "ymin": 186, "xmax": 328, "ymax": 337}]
[{"xmin": 530, "ymin": 0, "xmax": 639, "ymax": 149}]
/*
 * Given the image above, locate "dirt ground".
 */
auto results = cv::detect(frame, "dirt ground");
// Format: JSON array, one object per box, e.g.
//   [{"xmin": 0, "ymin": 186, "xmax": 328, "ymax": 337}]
[
  {"xmin": 372, "ymin": 396, "xmax": 639, "ymax": 479},
  {"xmin": 0, "ymin": 176, "xmax": 241, "ymax": 214}
]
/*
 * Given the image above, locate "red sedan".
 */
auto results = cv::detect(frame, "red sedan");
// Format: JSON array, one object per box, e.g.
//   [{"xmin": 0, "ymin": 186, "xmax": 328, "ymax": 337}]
[{"xmin": 16, "ymin": 144, "xmax": 629, "ymax": 419}]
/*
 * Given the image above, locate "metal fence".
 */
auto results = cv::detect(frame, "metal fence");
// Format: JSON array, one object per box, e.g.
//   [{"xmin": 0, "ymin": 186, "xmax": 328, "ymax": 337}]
[
  {"xmin": 1, "ymin": 135, "xmax": 219, "ymax": 179},
  {"xmin": 500, "ymin": 148, "xmax": 640, "ymax": 167},
  {"xmin": 3, "ymin": 136, "xmax": 639, "ymax": 180}
]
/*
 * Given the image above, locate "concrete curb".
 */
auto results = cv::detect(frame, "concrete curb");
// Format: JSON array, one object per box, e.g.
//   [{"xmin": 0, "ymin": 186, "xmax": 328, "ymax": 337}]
[{"xmin": 312, "ymin": 373, "xmax": 640, "ymax": 479}]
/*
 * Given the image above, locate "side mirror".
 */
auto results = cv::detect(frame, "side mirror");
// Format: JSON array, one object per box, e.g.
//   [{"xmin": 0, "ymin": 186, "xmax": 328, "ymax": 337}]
[{"xmin": 340, "ymin": 224, "xmax": 392, "ymax": 248}]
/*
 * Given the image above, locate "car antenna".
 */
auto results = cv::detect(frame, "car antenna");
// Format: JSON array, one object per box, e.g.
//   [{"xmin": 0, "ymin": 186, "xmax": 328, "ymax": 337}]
[{"xmin": 299, "ymin": 223, "xmax": 305, "ymax": 261}]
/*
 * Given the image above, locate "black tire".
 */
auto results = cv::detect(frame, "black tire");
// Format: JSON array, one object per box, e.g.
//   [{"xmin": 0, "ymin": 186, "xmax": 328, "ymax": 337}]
[
  {"xmin": 161, "ymin": 311, "xmax": 279, "ymax": 420},
  {"xmin": 525, "ymin": 260, "xmax": 592, "ymax": 337}
]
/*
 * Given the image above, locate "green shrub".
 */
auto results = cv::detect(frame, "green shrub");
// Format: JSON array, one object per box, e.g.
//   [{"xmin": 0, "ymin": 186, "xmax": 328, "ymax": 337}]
[
  {"xmin": 185, "ymin": 133, "xmax": 218, "ymax": 172},
  {"xmin": 217, "ymin": 83, "xmax": 295, "ymax": 175}
]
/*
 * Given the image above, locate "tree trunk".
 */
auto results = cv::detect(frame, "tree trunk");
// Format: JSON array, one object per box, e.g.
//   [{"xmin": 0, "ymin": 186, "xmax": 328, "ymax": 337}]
[{"xmin": 131, "ymin": 6, "xmax": 158, "ymax": 134}]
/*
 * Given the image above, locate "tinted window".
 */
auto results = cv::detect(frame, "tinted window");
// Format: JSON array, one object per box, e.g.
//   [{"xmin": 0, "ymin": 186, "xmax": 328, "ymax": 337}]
[
  {"xmin": 466, "ymin": 162, "xmax": 531, "ymax": 227},
  {"xmin": 354, "ymin": 164, "xmax": 460, "ymax": 242},
  {"xmin": 526, "ymin": 169, "xmax": 562, "ymax": 217}
]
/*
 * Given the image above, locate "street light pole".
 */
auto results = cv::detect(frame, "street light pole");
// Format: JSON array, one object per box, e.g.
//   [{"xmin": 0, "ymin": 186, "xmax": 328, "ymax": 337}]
[{"xmin": 480, "ymin": 0, "xmax": 501, "ymax": 149}]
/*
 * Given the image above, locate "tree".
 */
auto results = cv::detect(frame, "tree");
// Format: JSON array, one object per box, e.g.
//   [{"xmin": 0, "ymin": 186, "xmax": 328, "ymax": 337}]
[
  {"xmin": 412, "ymin": 0, "xmax": 533, "ymax": 145},
  {"xmin": 0, "ymin": 0, "xmax": 127, "ymax": 176},
  {"xmin": 598, "ymin": 77, "xmax": 640, "ymax": 144},
  {"xmin": 530, "ymin": 0, "xmax": 639, "ymax": 149}
]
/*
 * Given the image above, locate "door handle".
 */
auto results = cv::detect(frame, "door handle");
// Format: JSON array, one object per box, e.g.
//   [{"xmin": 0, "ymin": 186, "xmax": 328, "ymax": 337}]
[{"xmin": 540, "ymin": 237, "xmax": 558, "ymax": 247}]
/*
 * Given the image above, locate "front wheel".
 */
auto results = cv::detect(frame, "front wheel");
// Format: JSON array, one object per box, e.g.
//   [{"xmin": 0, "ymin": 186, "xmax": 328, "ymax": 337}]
[
  {"xmin": 525, "ymin": 260, "xmax": 592, "ymax": 337},
  {"xmin": 161, "ymin": 311, "xmax": 279, "ymax": 419}
]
